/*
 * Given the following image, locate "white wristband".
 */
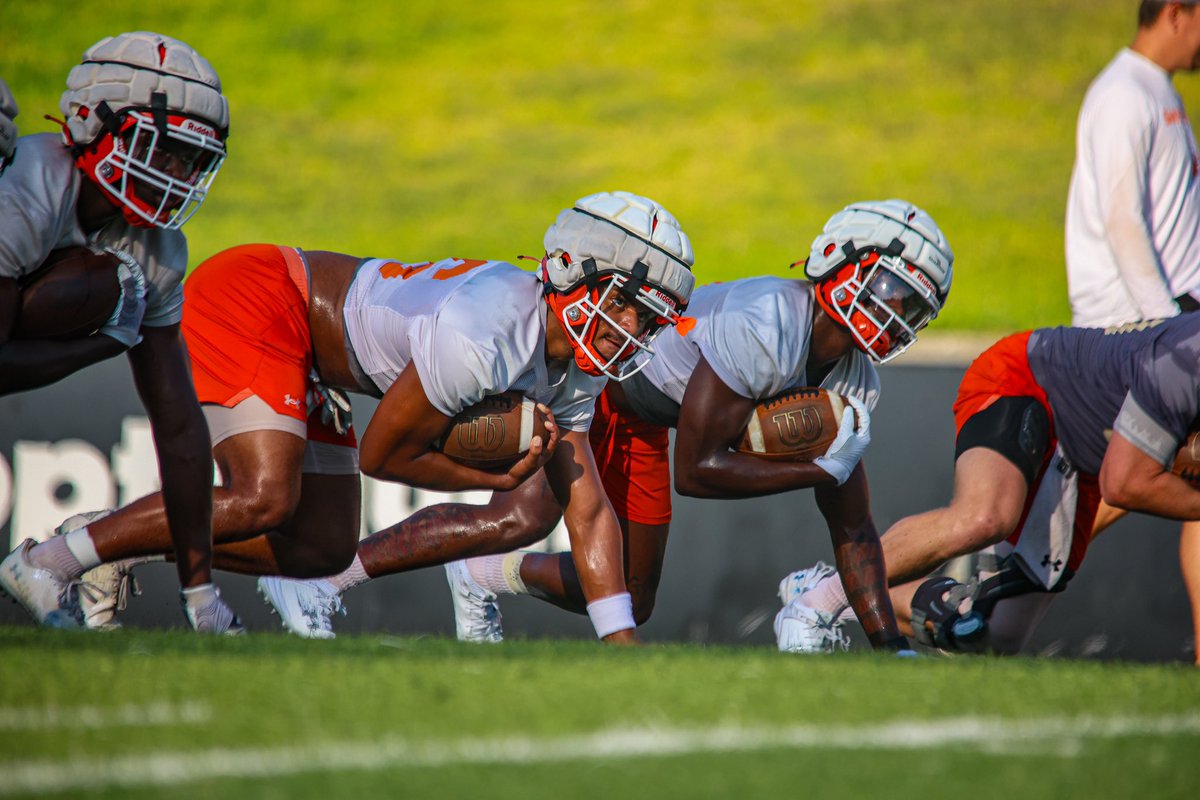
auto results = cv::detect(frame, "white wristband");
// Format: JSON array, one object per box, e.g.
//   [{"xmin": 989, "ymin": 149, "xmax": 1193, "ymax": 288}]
[{"xmin": 586, "ymin": 592, "xmax": 635, "ymax": 638}]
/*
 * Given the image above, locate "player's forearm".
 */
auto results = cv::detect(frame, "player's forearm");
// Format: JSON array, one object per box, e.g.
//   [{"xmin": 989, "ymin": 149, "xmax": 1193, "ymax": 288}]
[
  {"xmin": 153, "ymin": 417, "xmax": 215, "ymax": 587},
  {"xmin": 361, "ymin": 450, "xmax": 519, "ymax": 492},
  {"xmin": 564, "ymin": 508, "xmax": 628, "ymax": 603},
  {"xmin": 0, "ymin": 335, "xmax": 124, "ymax": 395},
  {"xmin": 1102, "ymin": 471, "xmax": 1200, "ymax": 520},
  {"xmin": 832, "ymin": 531, "xmax": 903, "ymax": 648},
  {"xmin": 674, "ymin": 451, "xmax": 836, "ymax": 499}
]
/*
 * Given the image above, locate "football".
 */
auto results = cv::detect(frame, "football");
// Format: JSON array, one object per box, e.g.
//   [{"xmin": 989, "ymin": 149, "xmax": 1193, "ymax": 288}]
[
  {"xmin": 12, "ymin": 247, "xmax": 122, "ymax": 340},
  {"xmin": 1172, "ymin": 431, "xmax": 1200, "ymax": 485},
  {"xmin": 439, "ymin": 391, "xmax": 551, "ymax": 471},
  {"xmin": 736, "ymin": 387, "xmax": 855, "ymax": 462}
]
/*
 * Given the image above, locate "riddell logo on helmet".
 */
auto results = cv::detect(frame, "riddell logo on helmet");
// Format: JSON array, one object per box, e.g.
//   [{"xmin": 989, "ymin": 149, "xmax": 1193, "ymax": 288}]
[
  {"xmin": 646, "ymin": 287, "xmax": 678, "ymax": 311},
  {"xmin": 180, "ymin": 119, "xmax": 217, "ymax": 138},
  {"xmin": 903, "ymin": 263, "xmax": 936, "ymax": 295}
]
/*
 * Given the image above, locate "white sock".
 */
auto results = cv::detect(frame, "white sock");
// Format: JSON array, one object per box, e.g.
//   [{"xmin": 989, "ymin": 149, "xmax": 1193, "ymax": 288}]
[
  {"xmin": 806, "ymin": 572, "xmax": 849, "ymax": 615},
  {"xmin": 466, "ymin": 552, "xmax": 529, "ymax": 596},
  {"xmin": 181, "ymin": 582, "xmax": 219, "ymax": 612},
  {"xmin": 328, "ymin": 554, "xmax": 369, "ymax": 593},
  {"xmin": 30, "ymin": 531, "xmax": 99, "ymax": 579}
]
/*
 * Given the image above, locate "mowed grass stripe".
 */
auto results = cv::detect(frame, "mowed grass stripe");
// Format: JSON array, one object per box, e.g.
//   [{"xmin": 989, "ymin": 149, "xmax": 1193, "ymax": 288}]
[
  {"xmin": 0, "ymin": 701, "xmax": 211, "ymax": 731},
  {"xmin": 4, "ymin": 713, "xmax": 1198, "ymax": 795}
]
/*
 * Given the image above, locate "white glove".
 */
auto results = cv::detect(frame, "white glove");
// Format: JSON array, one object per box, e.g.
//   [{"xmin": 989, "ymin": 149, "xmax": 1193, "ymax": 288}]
[
  {"xmin": 308, "ymin": 369, "xmax": 353, "ymax": 435},
  {"xmin": 98, "ymin": 248, "xmax": 147, "ymax": 348},
  {"xmin": 812, "ymin": 396, "xmax": 870, "ymax": 486}
]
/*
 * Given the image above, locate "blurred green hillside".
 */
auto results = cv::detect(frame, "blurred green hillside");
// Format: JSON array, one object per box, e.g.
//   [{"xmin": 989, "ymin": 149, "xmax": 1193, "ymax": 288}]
[{"xmin": 4, "ymin": 0, "xmax": 1198, "ymax": 330}]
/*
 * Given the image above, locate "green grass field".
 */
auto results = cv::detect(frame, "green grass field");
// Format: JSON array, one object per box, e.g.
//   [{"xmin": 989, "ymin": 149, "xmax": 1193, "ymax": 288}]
[
  {"xmin": 6, "ymin": 0, "xmax": 1198, "ymax": 330},
  {"xmin": 4, "ymin": 5, "xmax": 1200, "ymax": 797},
  {"xmin": 0, "ymin": 628, "xmax": 1197, "ymax": 799}
]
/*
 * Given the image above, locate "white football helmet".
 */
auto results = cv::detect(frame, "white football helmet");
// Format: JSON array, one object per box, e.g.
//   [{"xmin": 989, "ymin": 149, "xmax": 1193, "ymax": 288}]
[
  {"xmin": 59, "ymin": 32, "xmax": 229, "ymax": 230},
  {"xmin": 541, "ymin": 191, "xmax": 696, "ymax": 380},
  {"xmin": 804, "ymin": 199, "xmax": 953, "ymax": 363},
  {"xmin": 0, "ymin": 77, "xmax": 17, "ymax": 175}
]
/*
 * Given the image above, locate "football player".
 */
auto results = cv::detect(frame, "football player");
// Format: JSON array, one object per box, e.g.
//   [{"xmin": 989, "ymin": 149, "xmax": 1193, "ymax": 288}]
[
  {"xmin": 0, "ymin": 34, "xmax": 233, "ymax": 631},
  {"xmin": 0, "ymin": 77, "xmax": 17, "ymax": 175},
  {"xmin": 12, "ymin": 191, "xmax": 695, "ymax": 644},
  {"xmin": 260, "ymin": 200, "xmax": 951, "ymax": 653},
  {"xmin": 779, "ymin": 314, "xmax": 1200, "ymax": 657}
]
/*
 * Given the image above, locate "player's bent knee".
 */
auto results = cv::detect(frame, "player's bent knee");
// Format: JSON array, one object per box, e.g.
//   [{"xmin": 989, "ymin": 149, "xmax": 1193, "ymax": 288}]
[
  {"xmin": 494, "ymin": 501, "xmax": 560, "ymax": 550},
  {"xmin": 236, "ymin": 487, "xmax": 301, "ymax": 534},
  {"xmin": 949, "ymin": 510, "xmax": 1013, "ymax": 556}
]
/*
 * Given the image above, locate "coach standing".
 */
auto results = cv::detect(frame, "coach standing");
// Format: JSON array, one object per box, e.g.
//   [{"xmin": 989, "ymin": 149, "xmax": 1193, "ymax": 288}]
[{"xmin": 1065, "ymin": 0, "xmax": 1200, "ymax": 664}]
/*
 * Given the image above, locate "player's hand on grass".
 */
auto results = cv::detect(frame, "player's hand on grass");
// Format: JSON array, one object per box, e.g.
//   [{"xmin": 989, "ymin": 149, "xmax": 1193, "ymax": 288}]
[
  {"xmin": 813, "ymin": 396, "xmax": 870, "ymax": 486},
  {"xmin": 502, "ymin": 403, "xmax": 559, "ymax": 487},
  {"xmin": 98, "ymin": 249, "xmax": 147, "ymax": 348},
  {"xmin": 603, "ymin": 628, "xmax": 639, "ymax": 645}
]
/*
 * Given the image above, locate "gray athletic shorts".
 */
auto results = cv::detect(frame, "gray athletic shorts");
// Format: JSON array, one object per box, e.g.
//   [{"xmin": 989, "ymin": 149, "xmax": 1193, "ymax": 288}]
[{"xmin": 202, "ymin": 395, "xmax": 359, "ymax": 476}]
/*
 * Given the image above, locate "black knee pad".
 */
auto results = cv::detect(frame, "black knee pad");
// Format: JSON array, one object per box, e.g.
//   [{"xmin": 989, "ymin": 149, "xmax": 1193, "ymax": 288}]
[
  {"xmin": 955, "ymin": 396, "xmax": 1050, "ymax": 486},
  {"xmin": 910, "ymin": 576, "xmax": 984, "ymax": 649},
  {"xmin": 973, "ymin": 555, "xmax": 1074, "ymax": 619}
]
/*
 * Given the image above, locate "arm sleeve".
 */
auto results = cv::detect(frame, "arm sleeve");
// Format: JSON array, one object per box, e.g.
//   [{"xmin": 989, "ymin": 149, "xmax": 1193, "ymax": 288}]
[
  {"xmin": 1090, "ymin": 84, "xmax": 1179, "ymax": 319},
  {"xmin": 408, "ymin": 317, "xmax": 509, "ymax": 417},
  {"xmin": 698, "ymin": 304, "xmax": 800, "ymax": 400},
  {"xmin": 1114, "ymin": 340, "xmax": 1200, "ymax": 465},
  {"xmin": 0, "ymin": 153, "xmax": 73, "ymax": 280},
  {"xmin": 139, "ymin": 232, "xmax": 188, "ymax": 327},
  {"xmin": 549, "ymin": 373, "xmax": 606, "ymax": 432},
  {"xmin": 820, "ymin": 352, "xmax": 881, "ymax": 412}
]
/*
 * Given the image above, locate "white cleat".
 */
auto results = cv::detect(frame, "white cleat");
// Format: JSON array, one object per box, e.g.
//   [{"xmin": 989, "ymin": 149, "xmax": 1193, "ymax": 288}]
[
  {"xmin": 778, "ymin": 560, "xmax": 855, "ymax": 624},
  {"xmin": 257, "ymin": 576, "xmax": 345, "ymax": 639},
  {"xmin": 76, "ymin": 562, "xmax": 140, "ymax": 631},
  {"xmin": 777, "ymin": 560, "xmax": 837, "ymax": 606},
  {"xmin": 183, "ymin": 587, "xmax": 245, "ymax": 636},
  {"xmin": 0, "ymin": 539, "xmax": 82, "ymax": 629},
  {"xmin": 56, "ymin": 509, "xmax": 138, "ymax": 630},
  {"xmin": 444, "ymin": 559, "xmax": 503, "ymax": 643},
  {"xmin": 774, "ymin": 598, "xmax": 850, "ymax": 654}
]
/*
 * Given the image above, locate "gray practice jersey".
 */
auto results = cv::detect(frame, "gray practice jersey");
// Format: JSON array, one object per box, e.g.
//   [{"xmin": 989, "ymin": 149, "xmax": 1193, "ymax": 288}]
[
  {"xmin": 1027, "ymin": 315, "xmax": 1200, "ymax": 475},
  {"xmin": 633, "ymin": 276, "xmax": 880, "ymax": 426},
  {"xmin": 0, "ymin": 134, "xmax": 187, "ymax": 327},
  {"xmin": 342, "ymin": 257, "xmax": 604, "ymax": 431}
]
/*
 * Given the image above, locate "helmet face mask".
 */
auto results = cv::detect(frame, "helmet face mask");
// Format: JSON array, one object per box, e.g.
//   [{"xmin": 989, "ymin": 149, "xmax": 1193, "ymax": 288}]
[
  {"xmin": 817, "ymin": 249, "xmax": 938, "ymax": 363},
  {"xmin": 545, "ymin": 263, "xmax": 683, "ymax": 380},
  {"xmin": 805, "ymin": 199, "xmax": 953, "ymax": 364},
  {"xmin": 79, "ymin": 108, "xmax": 226, "ymax": 230},
  {"xmin": 59, "ymin": 31, "xmax": 230, "ymax": 231},
  {"xmin": 540, "ymin": 191, "xmax": 696, "ymax": 381}
]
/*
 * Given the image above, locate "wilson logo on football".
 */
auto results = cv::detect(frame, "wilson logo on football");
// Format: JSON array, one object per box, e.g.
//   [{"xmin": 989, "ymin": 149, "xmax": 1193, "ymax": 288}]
[
  {"xmin": 770, "ymin": 409, "xmax": 824, "ymax": 446},
  {"xmin": 453, "ymin": 414, "xmax": 506, "ymax": 453}
]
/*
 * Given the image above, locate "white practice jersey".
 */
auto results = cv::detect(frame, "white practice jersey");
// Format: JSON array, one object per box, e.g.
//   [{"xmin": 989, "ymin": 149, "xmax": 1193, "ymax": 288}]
[
  {"xmin": 0, "ymin": 134, "xmax": 187, "ymax": 327},
  {"xmin": 1066, "ymin": 49, "xmax": 1200, "ymax": 328},
  {"xmin": 343, "ymin": 258, "xmax": 605, "ymax": 431},
  {"xmin": 636, "ymin": 276, "xmax": 880, "ymax": 410}
]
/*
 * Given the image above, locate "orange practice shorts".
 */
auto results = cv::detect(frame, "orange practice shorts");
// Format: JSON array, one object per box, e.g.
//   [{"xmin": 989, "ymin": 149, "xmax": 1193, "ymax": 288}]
[
  {"xmin": 182, "ymin": 244, "xmax": 356, "ymax": 449},
  {"xmin": 952, "ymin": 331, "xmax": 1097, "ymax": 573},
  {"xmin": 588, "ymin": 384, "xmax": 672, "ymax": 526}
]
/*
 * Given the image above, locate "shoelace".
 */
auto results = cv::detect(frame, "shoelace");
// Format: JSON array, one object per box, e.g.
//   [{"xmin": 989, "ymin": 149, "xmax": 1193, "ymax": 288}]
[
  {"xmin": 77, "ymin": 569, "xmax": 141, "ymax": 612},
  {"xmin": 301, "ymin": 590, "xmax": 346, "ymax": 631},
  {"xmin": 57, "ymin": 579, "xmax": 86, "ymax": 625}
]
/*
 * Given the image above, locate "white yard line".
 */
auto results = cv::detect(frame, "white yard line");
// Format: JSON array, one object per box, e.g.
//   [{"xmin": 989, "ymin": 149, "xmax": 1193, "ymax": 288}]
[
  {"xmin": 2, "ymin": 713, "xmax": 1197, "ymax": 795},
  {"xmin": 0, "ymin": 701, "xmax": 211, "ymax": 732}
]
